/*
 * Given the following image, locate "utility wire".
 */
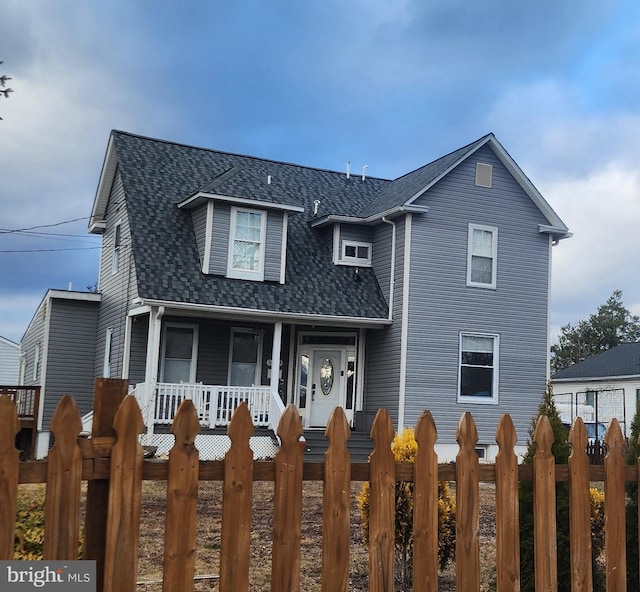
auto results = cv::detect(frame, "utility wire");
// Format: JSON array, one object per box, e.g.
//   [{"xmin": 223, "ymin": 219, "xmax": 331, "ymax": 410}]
[
  {"xmin": 0, "ymin": 216, "xmax": 90, "ymax": 234},
  {"xmin": 0, "ymin": 246, "xmax": 102, "ymax": 253}
]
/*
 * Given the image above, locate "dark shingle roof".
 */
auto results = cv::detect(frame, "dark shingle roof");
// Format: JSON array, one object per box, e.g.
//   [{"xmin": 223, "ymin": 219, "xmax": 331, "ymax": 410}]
[
  {"xmin": 552, "ymin": 342, "xmax": 640, "ymax": 380},
  {"xmin": 111, "ymin": 132, "xmax": 393, "ymax": 319}
]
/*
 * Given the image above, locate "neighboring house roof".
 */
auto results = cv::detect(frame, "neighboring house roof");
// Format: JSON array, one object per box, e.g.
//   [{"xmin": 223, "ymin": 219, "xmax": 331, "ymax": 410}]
[
  {"xmin": 552, "ymin": 342, "xmax": 640, "ymax": 380},
  {"xmin": 0, "ymin": 335, "xmax": 19, "ymax": 350},
  {"xmin": 88, "ymin": 131, "xmax": 569, "ymax": 322}
]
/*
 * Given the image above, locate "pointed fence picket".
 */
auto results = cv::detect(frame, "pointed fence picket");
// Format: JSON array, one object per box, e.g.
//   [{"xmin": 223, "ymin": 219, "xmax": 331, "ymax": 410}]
[{"xmin": 2, "ymin": 380, "xmax": 640, "ymax": 592}]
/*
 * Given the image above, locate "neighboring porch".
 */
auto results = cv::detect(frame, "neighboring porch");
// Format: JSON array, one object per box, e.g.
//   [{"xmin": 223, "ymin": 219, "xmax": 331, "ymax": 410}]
[{"xmin": 0, "ymin": 385, "xmax": 41, "ymax": 459}]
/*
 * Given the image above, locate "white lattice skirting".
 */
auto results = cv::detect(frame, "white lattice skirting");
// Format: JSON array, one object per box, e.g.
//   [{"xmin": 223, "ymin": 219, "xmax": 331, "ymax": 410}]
[{"xmin": 143, "ymin": 433, "xmax": 279, "ymax": 460}]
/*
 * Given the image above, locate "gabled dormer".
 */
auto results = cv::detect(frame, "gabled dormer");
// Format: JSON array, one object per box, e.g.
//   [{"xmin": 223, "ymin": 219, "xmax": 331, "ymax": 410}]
[{"xmin": 177, "ymin": 166, "xmax": 304, "ymax": 283}]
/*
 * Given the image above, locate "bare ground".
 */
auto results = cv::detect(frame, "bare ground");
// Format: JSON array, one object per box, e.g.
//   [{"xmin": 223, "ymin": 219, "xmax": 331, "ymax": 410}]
[{"xmin": 136, "ymin": 481, "xmax": 498, "ymax": 592}]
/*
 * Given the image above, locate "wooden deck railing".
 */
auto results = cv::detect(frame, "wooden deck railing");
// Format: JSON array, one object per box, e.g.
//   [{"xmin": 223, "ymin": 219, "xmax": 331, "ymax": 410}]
[{"xmin": 1, "ymin": 378, "xmax": 638, "ymax": 592}]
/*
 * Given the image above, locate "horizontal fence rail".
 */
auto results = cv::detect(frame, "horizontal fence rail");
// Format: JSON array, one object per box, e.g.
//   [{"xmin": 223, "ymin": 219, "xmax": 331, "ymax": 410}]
[{"xmin": 1, "ymin": 379, "xmax": 639, "ymax": 592}]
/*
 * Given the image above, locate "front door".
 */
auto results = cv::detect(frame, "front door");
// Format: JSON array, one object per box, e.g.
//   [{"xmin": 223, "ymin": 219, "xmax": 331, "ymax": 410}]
[{"xmin": 309, "ymin": 350, "xmax": 343, "ymax": 427}]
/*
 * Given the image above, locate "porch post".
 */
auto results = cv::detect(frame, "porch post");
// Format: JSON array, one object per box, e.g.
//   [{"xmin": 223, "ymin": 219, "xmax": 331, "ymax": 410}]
[
  {"xmin": 143, "ymin": 306, "xmax": 164, "ymax": 444},
  {"xmin": 270, "ymin": 322, "xmax": 283, "ymax": 396},
  {"xmin": 121, "ymin": 314, "xmax": 132, "ymax": 379}
]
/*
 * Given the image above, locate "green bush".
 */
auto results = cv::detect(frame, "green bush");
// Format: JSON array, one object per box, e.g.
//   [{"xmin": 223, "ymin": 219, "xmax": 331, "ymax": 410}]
[
  {"xmin": 519, "ymin": 382, "xmax": 606, "ymax": 592},
  {"xmin": 356, "ymin": 427, "xmax": 456, "ymax": 587}
]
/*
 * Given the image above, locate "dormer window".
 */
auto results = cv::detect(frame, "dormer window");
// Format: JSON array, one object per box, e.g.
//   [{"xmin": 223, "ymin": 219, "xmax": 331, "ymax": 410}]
[
  {"xmin": 227, "ymin": 207, "xmax": 266, "ymax": 280},
  {"xmin": 341, "ymin": 240, "xmax": 372, "ymax": 266}
]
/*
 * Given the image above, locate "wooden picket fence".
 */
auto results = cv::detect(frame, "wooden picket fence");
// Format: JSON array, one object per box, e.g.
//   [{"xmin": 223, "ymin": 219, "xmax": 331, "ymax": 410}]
[{"xmin": 1, "ymin": 378, "xmax": 639, "ymax": 592}]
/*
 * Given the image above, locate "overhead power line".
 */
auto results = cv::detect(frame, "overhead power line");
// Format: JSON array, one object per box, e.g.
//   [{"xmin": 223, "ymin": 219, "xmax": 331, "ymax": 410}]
[{"xmin": 0, "ymin": 216, "xmax": 91, "ymax": 235}]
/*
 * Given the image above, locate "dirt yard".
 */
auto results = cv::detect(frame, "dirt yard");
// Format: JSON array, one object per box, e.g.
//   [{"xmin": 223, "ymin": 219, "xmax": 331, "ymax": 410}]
[{"xmin": 136, "ymin": 480, "xmax": 498, "ymax": 591}]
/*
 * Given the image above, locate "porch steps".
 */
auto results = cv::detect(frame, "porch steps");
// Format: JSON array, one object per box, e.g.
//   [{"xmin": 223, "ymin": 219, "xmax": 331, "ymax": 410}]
[{"xmin": 301, "ymin": 430, "xmax": 373, "ymax": 463}]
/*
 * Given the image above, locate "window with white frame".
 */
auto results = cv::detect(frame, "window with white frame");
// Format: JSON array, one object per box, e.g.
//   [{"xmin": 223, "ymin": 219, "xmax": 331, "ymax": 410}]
[
  {"xmin": 458, "ymin": 333, "xmax": 499, "ymax": 402},
  {"xmin": 228, "ymin": 207, "xmax": 266, "ymax": 280},
  {"xmin": 111, "ymin": 222, "xmax": 122, "ymax": 274},
  {"xmin": 467, "ymin": 224, "xmax": 497, "ymax": 288},
  {"xmin": 229, "ymin": 329, "xmax": 263, "ymax": 386},
  {"xmin": 103, "ymin": 327, "xmax": 114, "ymax": 378},
  {"xmin": 341, "ymin": 240, "xmax": 372, "ymax": 266},
  {"xmin": 160, "ymin": 324, "xmax": 198, "ymax": 383}
]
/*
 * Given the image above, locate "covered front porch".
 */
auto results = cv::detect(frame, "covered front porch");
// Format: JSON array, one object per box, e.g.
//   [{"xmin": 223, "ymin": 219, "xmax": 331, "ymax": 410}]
[{"xmin": 121, "ymin": 304, "xmax": 380, "ymax": 446}]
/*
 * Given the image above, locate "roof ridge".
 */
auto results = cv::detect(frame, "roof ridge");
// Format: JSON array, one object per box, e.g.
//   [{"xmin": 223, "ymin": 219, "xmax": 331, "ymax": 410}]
[{"xmin": 111, "ymin": 129, "xmax": 391, "ymax": 181}]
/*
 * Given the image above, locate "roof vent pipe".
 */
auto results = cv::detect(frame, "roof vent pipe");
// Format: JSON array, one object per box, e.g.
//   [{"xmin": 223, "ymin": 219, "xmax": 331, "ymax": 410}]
[
  {"xmin": 267, "ymin": 175, "xmax": 272, "ymax": 185},
  {"xmin": 346, "ymin": 161, "xmax": 350, "ymax": 179},
  {"xmin": 313, "ymin": 200, "xmax": 321, "ymax": 217},
  {"xmin": 362, "ymin": 165, "xmax": 368, "ymax": 181}
]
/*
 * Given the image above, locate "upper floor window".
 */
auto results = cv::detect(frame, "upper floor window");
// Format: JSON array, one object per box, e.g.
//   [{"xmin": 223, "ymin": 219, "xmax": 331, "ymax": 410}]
[
  {"xmin": 341, "ymin": 240, "xmax": 372, "ymax": 266},
  {"xmin": 467, "ymin": 224, "xmax": 497, "ymax": 289},
  {"xmin": 103, "ymin": 327, "xmax": 114, "ymax": 378},
  {"xmin": 228, "ymin": 207, "xmax": 266, "ymax": 280},
  {"xmin": 111, "ymin": 222, "xmax": 122, "ymax": 274},
  {"xmin": 458, "ymin": 333, "xmax": 499, "ymax": 403}
]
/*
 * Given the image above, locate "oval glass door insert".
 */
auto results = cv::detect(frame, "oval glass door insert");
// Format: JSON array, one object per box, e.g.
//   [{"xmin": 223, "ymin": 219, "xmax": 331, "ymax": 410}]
[{"xmin": 320, "ymin": 357, "xmax": 334, "ymax": 396}]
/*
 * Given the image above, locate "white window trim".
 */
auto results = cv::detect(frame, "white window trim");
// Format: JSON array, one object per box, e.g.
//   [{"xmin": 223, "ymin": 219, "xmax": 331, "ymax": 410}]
[
  {"xmin": 103, "ymin": 327, "xmax": 114, "ymax": 378},
  {"xmin": 458, "ymin": 332, "xmax": 499, "ymax": 404},
  {"xmin": 202, "ymin": 201, "xmax": 214, "ymax": 274},
  {"xmin": 340, "ymin": 240, "xmax": 372, "ymax": 267},
  {"xmin": 227, "ymin": 206, "xmax": 267, "ymax": 281},
  {"xmin": 466, "ymin": 223, "xmax": 497, "ymax": 289},
  {"xmin": 159, "ymin": 323, "xmax": 199, "ymax": 383},
  {"xmin": 228, "ymin": 328, "xmax": 263, "ymax": 386},
  {"xmin": 111, "ymin": 221, "xmax": 122, "ymax": 275}
]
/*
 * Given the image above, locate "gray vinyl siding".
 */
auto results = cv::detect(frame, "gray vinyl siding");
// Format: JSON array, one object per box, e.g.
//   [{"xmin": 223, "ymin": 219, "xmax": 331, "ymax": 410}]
[
  {"xmin": 210, "ymin": 203, "xmax": 231, "ymax": 276},
  {"xmin": 402, "ymin": 145, "xmax": 551, "ymax": 445},
  {"xmin": 0, "ymin": 338, "xmax": 19, "ymax": 383},
  {"xmin": 127, "ymin": 314, "xmax": 149, "ymax": 385},
  {"xmin": 339, "ymin": 225, "xmax": 374, "ymax": 250},
  {"xmin": 372, "ymin": 223, "xmax": 393, "ymax": 305},
  {"xmin": 20, "ymin": 300, "xmax": 46, "ymax": 387},
  {"xmin": 95, "ymin": 171, "xmax": 138, "ymax": 382},
  {"xmin": 362, "ymin": 217, "xmax": 408, "ymax": 426},
  {"xmin": 190, "ymin": 205, "xmax": 208, "ymax": 270},
  {"xmin": 264, "ymin": 211, "xmax": 284, "ymax": 282},
  {"xmin": 41, "ymin": 299, "xmax": 99, "ymax": 430}
]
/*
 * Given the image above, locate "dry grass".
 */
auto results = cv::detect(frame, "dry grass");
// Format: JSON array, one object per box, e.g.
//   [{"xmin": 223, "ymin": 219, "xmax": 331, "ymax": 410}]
[{"xmin": 135, "ymin": 480, "xmax": 498, "ymax": 592}]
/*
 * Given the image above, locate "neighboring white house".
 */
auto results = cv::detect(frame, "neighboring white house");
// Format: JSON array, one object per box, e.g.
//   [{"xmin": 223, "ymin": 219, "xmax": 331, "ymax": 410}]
[
  {"xmin": 0, "ymin": 335, "xmax": 20, "ymax": 384},
  {"xmin": 552, "ymin": 341, "xmax": 640, "ymax": 438}
]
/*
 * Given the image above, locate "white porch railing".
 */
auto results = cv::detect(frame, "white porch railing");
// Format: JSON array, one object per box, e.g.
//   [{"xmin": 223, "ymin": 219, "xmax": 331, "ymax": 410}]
[{"xmin": 133, "ymin": 382, "xmax": 284, "ymax": 431}]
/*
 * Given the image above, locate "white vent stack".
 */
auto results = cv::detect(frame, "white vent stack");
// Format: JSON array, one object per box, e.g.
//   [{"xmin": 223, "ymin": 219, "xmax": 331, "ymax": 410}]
[
  {"xmin": 346, "ymin": 161, "xmax": 350, "ymax": 179},
  {"xmin": 267, "ymin": 174, "xmax": 272, "ymax": 185},
  {"xmin": 362, "ymin": 165, "xmax": 368, "ymax": 181},
  {"xmin": 313, "ymin": 200, "xmax": 321, "ymax": 217}
]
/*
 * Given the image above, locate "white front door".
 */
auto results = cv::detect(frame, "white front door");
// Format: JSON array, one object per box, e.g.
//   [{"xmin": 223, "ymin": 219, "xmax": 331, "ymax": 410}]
[{"xmin": 309, "ymin": 350, "xmax": 343, "ymax": 427}]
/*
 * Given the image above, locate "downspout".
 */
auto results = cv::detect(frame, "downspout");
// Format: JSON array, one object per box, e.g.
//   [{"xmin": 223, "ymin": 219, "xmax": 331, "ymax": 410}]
[{"xmin": 381, "ymin": 217, "xmax": 396, "ymax": 320}]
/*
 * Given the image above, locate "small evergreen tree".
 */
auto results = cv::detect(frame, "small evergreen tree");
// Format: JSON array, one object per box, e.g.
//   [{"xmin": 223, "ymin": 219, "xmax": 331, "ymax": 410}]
[
  {"xmin": 519, "ymin": 382, "xmax": 605, "ymax": 591},
  {"xmin": 625, "ymin": 407, "xmax": 640, "ymax": 590},
  {"xmin": 357, "ymin": 428, "xmax": 456, "ymax": 587}
]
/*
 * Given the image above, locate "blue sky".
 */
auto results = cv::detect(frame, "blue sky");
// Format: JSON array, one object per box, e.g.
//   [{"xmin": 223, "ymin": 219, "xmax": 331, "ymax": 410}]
[{"xmin": 1, "ymin": 0, "xmax": 639, "ymax": 344}]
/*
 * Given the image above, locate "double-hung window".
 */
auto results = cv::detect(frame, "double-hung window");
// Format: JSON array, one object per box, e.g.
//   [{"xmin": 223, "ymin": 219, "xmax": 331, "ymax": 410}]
[
  {"xmin": 228, "ymin": 207, "xmax": 266, "ymax": 280},
  {"xmin": 458, "ymin": 333, "xmax": 499, "ymax": 402},
  {"xmin": 467, "ymin": 224, "xmax": 497, "ymax": 288}
]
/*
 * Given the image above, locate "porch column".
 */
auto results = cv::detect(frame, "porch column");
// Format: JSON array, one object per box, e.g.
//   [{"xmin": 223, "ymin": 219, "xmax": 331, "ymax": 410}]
[
  {"xmin": 121, "ymin": 314, "xmax": 132, "ymax": 379},
  {"xmin": 143, "ymin": 306, "xmax": 164, "ymax": 443},
  {"xmin": 270, "ymin": 321, "xmax": 283, "ymax": 396}
]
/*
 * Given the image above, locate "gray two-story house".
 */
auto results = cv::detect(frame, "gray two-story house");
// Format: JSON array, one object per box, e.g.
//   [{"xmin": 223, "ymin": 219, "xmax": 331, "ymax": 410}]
[{"xmin": 21, "ymin": 131, "xmax": 569, "ymax": 460}]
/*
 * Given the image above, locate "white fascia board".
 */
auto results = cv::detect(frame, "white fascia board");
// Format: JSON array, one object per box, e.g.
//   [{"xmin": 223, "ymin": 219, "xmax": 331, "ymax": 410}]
[
  {"xmin": 177, "ymin": 192, "xmax": 304, "ymax": 213},
  {"xmin": 552, "ymin": 374, "xmax": 640, "ymax": 383},
  {"xmin": 310, "ymin": 204, "xmax": 429, "ymax": 228},
  {"xmin": 47, "ymin": 290, "xmax": 102, "ymax": 303},
  {"xmin": 539, "ymin": 224, "xmax": 573, "ymax": 240},
  {"xmin": 137, "ymin": 298, "xmax": 392, "ymax": 328},
  {"xmin": 89, "ymin": 134, "xmax": 117, "ymax": 234}
]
